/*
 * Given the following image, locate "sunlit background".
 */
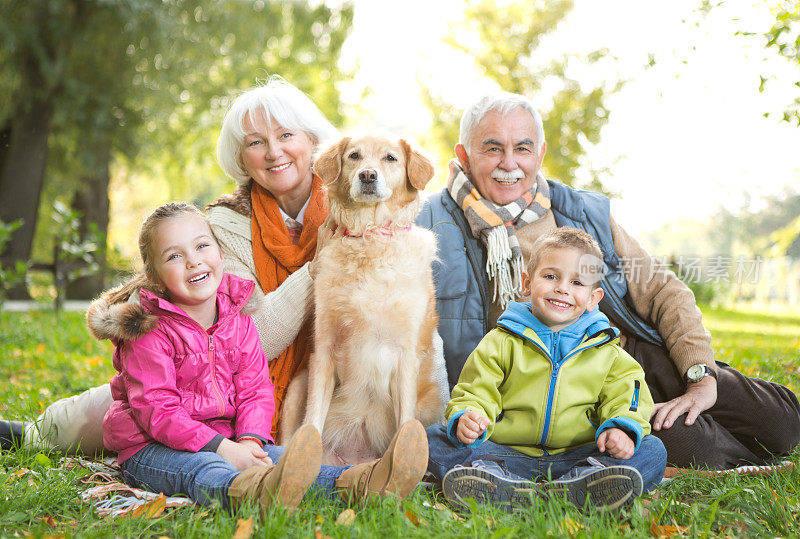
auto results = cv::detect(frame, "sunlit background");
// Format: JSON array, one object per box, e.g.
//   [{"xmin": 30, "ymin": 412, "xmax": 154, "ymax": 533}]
[{"xmin": 1, "ymin": 0, "xmax": 798, "ymax": 308}]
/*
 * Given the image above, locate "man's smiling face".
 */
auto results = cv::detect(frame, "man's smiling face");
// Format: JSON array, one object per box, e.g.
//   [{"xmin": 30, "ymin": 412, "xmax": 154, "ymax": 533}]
[{"xmin": 456, "ymin": 107, "xmax": 546, "ymax": 205}]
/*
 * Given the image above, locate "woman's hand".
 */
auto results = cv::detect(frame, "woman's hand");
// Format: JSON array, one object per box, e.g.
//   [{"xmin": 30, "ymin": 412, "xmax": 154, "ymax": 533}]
[
  {"xmin": 216, "ymin": 438, "xmax": 272, "ymax": 471},
  {"xmin": 309, "ymin": 216, "xmax": 341, "ymax": 279}
]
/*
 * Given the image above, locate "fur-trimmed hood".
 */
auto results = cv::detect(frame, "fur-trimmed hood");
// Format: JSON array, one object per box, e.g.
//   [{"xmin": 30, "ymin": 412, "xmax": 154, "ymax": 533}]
[
  {"xmin": 86, "ymin": 285, "xmax": 160, "ymax": 342},
  {"xmin": 86, "ymin": 274, "xmax": 255, "ymax": 342}
]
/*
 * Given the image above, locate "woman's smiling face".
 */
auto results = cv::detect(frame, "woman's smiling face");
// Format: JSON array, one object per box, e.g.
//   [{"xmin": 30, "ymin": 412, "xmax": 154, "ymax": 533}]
[{"xmin": 240, "ymin": 111, "xmax": 315, "ymax": 216}]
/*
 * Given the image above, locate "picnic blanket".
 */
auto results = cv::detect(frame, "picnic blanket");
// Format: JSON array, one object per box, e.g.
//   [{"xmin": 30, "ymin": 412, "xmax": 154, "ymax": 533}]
[
  {"xmin": 65, "ymin": 456, "xmax": 194, "ymax": 517},
  {"xmin": 66, "ymin": 455, "xmax": 795, "ymax": 517}
]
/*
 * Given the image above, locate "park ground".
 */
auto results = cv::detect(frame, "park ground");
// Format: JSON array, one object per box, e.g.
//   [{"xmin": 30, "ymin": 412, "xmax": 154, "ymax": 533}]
[{"xmin": 0, "ymin": 305, "xmax": 799, "ymax": 537}]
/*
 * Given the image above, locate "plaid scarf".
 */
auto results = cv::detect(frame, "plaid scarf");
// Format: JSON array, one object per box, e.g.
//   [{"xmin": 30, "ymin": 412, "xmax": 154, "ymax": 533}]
[{"xmin": 446, "ymin": 159, "xmax": 551, "ymax": 307}]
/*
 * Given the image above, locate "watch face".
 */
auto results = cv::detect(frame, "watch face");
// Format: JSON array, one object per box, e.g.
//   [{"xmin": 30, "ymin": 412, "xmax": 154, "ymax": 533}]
[{"xmin": 687, "ymin": 364, "xmax": 704, "ymax": 381}]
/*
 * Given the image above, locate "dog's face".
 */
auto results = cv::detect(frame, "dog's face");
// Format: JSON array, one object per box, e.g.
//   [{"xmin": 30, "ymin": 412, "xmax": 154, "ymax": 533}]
[{"xmin": 314, "ymin": 135, "xmax": 435, "ymax": 216}]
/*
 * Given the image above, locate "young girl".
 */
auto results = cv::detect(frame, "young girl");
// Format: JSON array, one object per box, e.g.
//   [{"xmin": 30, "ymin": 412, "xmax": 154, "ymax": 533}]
[{"xmin": 93, "ymin": 202, "xmax": 427, "ymax": 511}]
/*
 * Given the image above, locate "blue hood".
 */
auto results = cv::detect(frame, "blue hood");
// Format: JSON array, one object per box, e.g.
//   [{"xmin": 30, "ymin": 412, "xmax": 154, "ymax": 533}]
[{"xmin": 497, "ymin": 301, "xmax": 618, "ymax": 363}]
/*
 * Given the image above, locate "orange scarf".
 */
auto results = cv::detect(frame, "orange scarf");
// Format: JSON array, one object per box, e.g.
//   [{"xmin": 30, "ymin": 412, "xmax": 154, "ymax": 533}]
[{"xmin": 250, "ymin": 175, "xmax": 328, "ymax": 438}]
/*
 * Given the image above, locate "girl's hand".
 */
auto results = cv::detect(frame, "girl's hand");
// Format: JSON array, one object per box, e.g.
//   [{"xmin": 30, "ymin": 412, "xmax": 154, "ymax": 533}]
[
  {"xmin": 596, "ymin": 427, "xmax": 635, "ymax": 460},
  {"xmin": 238, "ymin": 438, "xmax": 273, "ymax": 465},
  {"xmin": 309, "ymin": 216, "xmax": 341, "ymax": 279},
  {"xmin": 456, "ymin": 411, "xmax": 490, "ymax": 445},
  {"xmin": 216, "ymin": 438, "xmax": 271, "ymax": 470}
]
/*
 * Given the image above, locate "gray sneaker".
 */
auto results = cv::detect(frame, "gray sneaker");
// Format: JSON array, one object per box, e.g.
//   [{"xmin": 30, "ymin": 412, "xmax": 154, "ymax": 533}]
[
  {"xmin": 547, "ymin": 457, "xmax": 643, "ymax": 512},
  {"xmin": 442, "ymin": 459, "xmax": 542, "ymax": 513}
]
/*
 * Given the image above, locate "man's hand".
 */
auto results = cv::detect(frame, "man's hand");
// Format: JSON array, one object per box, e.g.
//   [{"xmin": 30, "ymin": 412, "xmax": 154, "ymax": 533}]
[
  {"xmin": 651, "ymin": 375, "xmax": 717, "ymax": 431},
  {"xmin": 216, "ymin": 438, "xmax": 272, "ymax": 471},
  {"xmin": 456, "ymin": 411, "xmax": 491, "ymax": 445},
  {"xmin": 596, "ymin": 427, "xmax": 634, "ymax": 459}
]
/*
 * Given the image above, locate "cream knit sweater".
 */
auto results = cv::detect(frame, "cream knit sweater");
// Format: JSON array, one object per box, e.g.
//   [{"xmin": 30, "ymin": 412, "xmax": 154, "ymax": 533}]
[{"xmin": 208, "ymin": 205, "xmax": 314, "ymax": 361}]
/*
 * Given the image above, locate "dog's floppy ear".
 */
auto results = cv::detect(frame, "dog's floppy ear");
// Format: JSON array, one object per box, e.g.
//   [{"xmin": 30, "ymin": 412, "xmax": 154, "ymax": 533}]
[
  {"xmin": 313, "ymin": 137, "xmax": 351, "ymax": 186},
  {"xmin": 400, "ymin": 139, "xmax": 435, "ymax": 191}
]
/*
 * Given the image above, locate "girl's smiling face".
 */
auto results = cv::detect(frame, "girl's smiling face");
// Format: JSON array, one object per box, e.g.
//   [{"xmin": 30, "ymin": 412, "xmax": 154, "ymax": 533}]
[{"xmin": 150, "ymin": 213, "xmax": 223, "ymax": 325}]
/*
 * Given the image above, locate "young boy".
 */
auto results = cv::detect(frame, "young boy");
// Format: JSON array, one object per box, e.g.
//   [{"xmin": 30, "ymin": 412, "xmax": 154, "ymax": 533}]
[{"xmin": 426, "ymin": 228, "xmax": 666, "ymax": 512}]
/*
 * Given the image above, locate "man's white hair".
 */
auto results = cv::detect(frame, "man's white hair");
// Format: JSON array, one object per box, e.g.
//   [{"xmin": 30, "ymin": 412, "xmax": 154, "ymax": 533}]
[
  {"xmin": 459, "ymin": 92, "xmax": 546, "ymax": 154},
  {"xmin": 216, "ymin": 75, "xmax": 339, "ymax": 185}
]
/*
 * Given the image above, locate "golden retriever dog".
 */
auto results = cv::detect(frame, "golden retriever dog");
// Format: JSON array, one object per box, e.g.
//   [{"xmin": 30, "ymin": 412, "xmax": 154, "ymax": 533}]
[{"xmin": 280, "ymin": 134, "xmax": 443, "ymax": 466}]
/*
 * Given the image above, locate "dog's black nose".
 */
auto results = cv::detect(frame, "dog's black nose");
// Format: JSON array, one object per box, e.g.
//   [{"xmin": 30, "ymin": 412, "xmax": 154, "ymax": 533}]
[{"xmin": 359, "ymin": 169, "xmax": 378, "ymax": 183}]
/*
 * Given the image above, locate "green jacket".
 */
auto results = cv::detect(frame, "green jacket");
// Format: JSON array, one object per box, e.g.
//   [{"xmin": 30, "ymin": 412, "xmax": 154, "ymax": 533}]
[{"xmin": 446, "ymin": 302, "xmax": 653, "ymax": 457}]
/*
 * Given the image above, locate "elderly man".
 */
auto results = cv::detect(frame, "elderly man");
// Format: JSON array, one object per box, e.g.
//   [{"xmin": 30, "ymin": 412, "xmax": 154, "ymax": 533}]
[{"xmin": 416, "ymin": 91, "xmax": 800, "ymax": 469}]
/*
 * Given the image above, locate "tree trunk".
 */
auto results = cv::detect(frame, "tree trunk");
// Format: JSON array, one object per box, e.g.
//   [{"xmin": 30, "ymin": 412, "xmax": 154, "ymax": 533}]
[
  {"xmin": 66, "ymin": 144, "xmax": 111, "ymax": 299},
  {"xmin": 0, "ymin": 100, "xmax": 54, "ymax": 299}
]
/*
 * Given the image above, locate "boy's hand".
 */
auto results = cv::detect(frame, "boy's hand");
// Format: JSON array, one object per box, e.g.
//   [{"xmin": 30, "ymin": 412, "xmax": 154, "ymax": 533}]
[
  {"xmin": 456, "ymin": 411, "xmax": 491, "ymax": 445},
  {"xmin": 217, "ymin": 438, "xmax": 272, "ymax": 470},
  {"xmin": 597, "ymin": 427, "xmax": 634, "ymax": 460}
]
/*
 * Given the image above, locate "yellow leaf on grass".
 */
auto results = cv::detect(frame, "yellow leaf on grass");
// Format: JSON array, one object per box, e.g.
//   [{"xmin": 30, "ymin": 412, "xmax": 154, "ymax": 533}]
[
  {"xmin": 37, "ymin": 516, "xmax": 58, "ymax": 527},
  {"xmin": 315, "ymin": 514, "xmax": 324, "ymax": 524},
  {"xmin": 36, "ymin": 343, "xmax": 46, "ymax": 354},
  {"xmin": 562, "ymin": 518, "xmax": 583, "ymax": 537},
  {"xmin": 129, "ymin": 494, "xmax": 167, "ymax": 518},
  {"xmin": 650, "ymin": 518, "xmax": 689, "ymax": 538},
  {"xmin": 433, "ymin": 502, "xmax": 464, "ymax": 521},
  {"xmin": 232, "ymin": 517, "xmax": 254, "ymax": 539},
  {"xmin": 86, "ymin": 356, "xmax": 104, "ymax": 367},
  {"xmin": 335, "ymin": 508, "xmax": 355, "ymax": 526}
]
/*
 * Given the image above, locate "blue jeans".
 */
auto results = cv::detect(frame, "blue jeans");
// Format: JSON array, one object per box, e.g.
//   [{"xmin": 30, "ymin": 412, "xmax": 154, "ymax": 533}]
[
  {"xmin": 426, "ymin": 424, "xmax": 666, "ymax": 492},
  {"xmin": 121, "ymin": 442, "xmax": 348, "ymax": 508}
]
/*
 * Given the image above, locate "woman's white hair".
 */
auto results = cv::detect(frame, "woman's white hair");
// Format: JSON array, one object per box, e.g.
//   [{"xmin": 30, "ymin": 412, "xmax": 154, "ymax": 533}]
[
  {"xmin": 459, "ymin": 92, "xmax": 546, "ymax": 154},
  {"xmin": 216, "ymin": 75, "xmax": 339, "ymax": 185}
]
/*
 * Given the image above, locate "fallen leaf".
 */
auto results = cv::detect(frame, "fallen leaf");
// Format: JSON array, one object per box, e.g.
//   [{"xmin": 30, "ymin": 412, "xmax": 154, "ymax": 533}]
[
  {"xmin": 36, "ymin": 516, "xmax": 58, "ymax": 528},
  {"xmin": 232, "ymin": 517, "xmax": 254, "ymax": 539},
  {"xmin": 86, "ymin": 356, "xmax": 104, "ymax": 367},
  {"xmin": 650, "ymin": 518, "xmax": 689, "ymax": 538},
  {"xmin": 431, "ymin": 502, "xmax": 465, "ymax": 521},
  {"xmin": 404, "ymin": 509, "xmax": 428, "ymax": 527},
  {"xmin": 36, "ymin": 343, "xmax": 46, "ymax": 354},
  {"xmin": 315, "ymin": 515, "xmax": 324, "ymax": 524},
  {"xmin": 9, "ymin": 467, "xmax": 32, "ymax": 479},
  {"xmin": 129, "ymin": 494, "xmax": 166, "ymax": 519},
  {"xmin": 335, "ymin": 509, "xmax": 355, "ymax": 526},
  {"xmin": 562, "ymin": 517, "xmax": 583, "ymax": 537}
]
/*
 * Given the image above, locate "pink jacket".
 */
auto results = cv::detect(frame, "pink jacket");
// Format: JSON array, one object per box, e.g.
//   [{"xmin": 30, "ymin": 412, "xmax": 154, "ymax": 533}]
[{"xmin": 95, "ymin": 274, "xmax": 275, "ymax": 463}]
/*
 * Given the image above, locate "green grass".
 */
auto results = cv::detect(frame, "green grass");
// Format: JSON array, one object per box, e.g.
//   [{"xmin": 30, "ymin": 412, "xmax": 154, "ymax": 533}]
[{"xmin": 1, "ymin": 306, "xmax": 799, "ymax": 537}]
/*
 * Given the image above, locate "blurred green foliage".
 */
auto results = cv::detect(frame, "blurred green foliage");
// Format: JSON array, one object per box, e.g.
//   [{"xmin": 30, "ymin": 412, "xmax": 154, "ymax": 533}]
[
  {"xmin": 419, "ymin": 0, "xmax": 619, "ymax": 192},
  {"xmin": 764, "ymin": 1, "xmax": 800, "ymax": 125},
  {"xmin": 0, "ymin": 0, "xmax": 354, "ymax": 283}
]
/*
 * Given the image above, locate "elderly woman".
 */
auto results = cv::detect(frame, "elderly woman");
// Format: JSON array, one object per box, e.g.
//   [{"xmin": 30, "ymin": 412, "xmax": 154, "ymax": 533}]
[{"xmin": 1, "ymin": 78, "xmax": 445, "ymax": 499}]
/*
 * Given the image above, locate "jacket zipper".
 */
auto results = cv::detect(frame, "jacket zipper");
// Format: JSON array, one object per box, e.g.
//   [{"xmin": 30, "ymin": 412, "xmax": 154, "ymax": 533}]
[
  {"xmin": 500, "ymin": 324, "xmax": 612, "ymax": 447},
  {"xmin": 539, "ymin": 332, "xmax": 560, "ymax": 446},
  {"xmin": 207, "ymin": 334, "xmax": 226, "ymax": 417}
]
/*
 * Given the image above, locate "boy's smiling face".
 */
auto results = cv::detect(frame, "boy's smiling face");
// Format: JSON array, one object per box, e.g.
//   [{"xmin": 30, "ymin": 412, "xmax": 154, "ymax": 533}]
[{"xmin": 521, "ymin": 246, "xmax": 604, "ymax": 332}]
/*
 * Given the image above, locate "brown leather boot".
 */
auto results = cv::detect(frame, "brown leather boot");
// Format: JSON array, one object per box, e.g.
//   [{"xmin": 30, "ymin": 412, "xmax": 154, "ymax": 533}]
[
  {"xmin": 228, "ymin": 424, "xmax": 322, "ymax": 511},
  {"xmin": 335, "ymin": 419, "xmax": 428, "ymax": 504}
]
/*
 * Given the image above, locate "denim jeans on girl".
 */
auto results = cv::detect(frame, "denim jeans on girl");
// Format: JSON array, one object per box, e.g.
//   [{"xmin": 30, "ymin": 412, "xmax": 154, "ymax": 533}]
[
  {"xmin": 121, "ymin": 442, "xmax": 348, "ymax": 508},
  {"xmin": 426, "ymin": 424, "xmax": 666, "ymax": 491}
]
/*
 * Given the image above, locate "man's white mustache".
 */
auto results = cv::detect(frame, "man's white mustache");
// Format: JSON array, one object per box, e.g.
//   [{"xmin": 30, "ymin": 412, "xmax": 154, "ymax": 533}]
[{"xmin": 491, "ymin": 168, "xmax": 525, "ymax": 180}]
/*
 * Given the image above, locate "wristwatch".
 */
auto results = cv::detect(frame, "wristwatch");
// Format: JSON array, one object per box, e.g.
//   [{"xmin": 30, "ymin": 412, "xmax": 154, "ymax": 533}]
[{"xmin": 684, "ymin": 364, "xmax": 718, "ymax": 384}]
